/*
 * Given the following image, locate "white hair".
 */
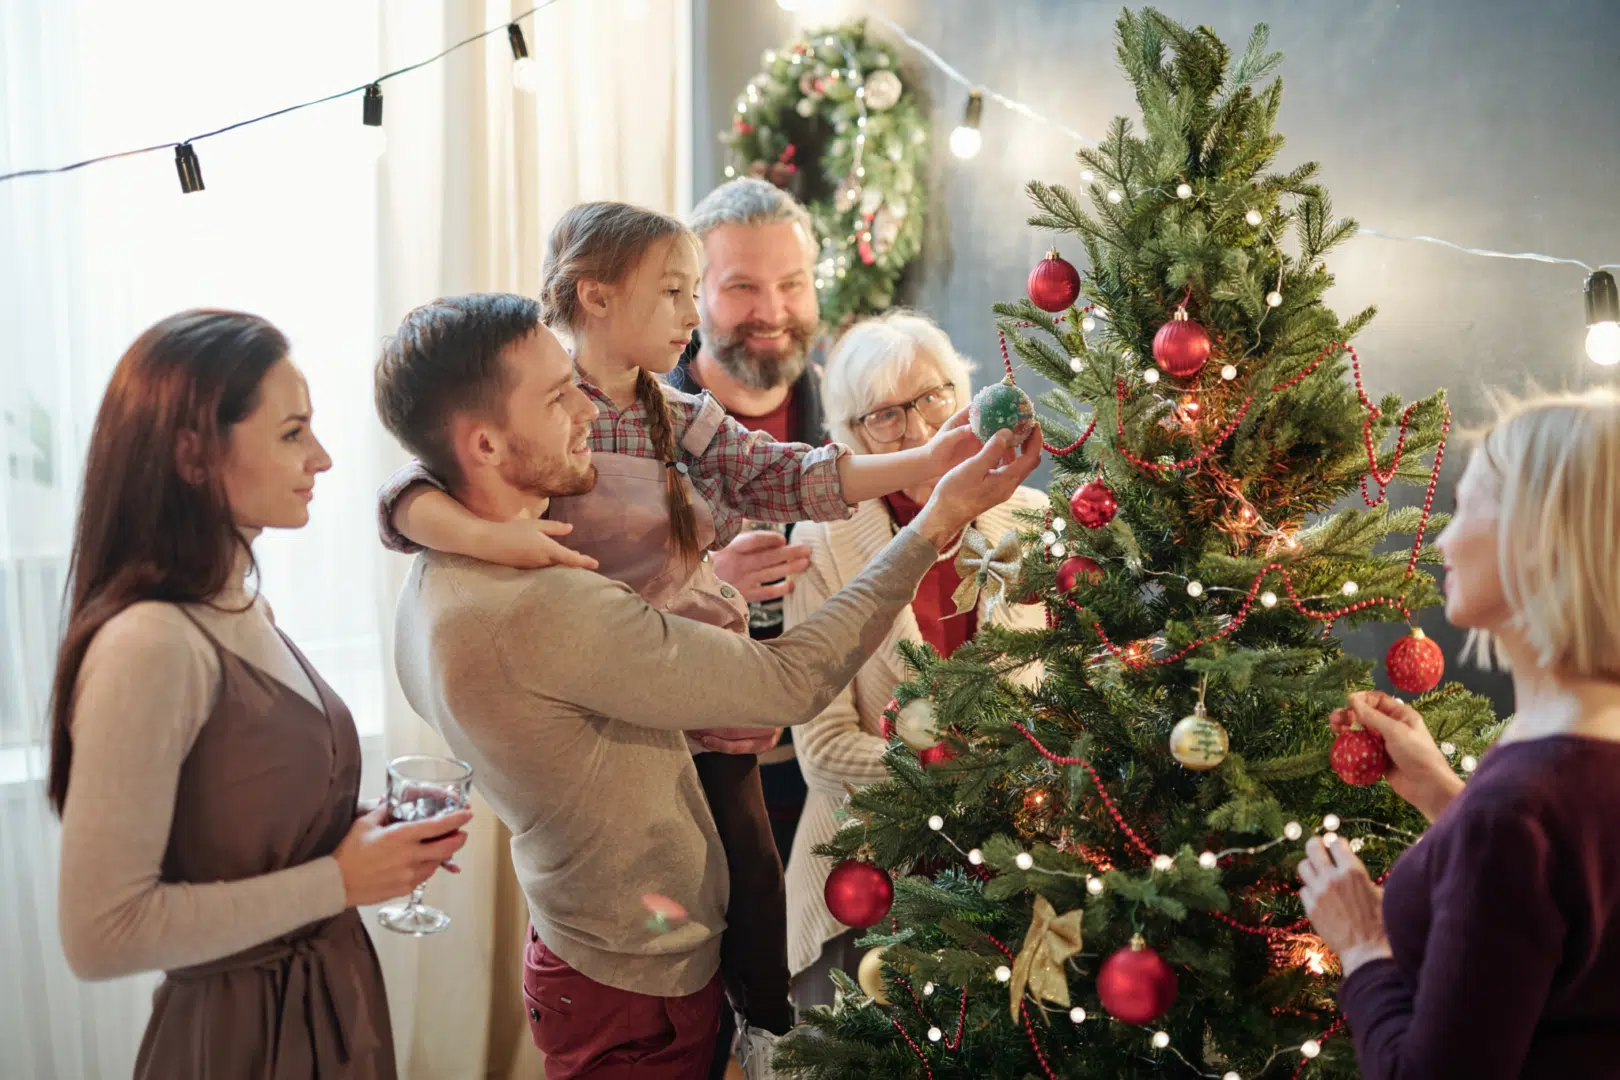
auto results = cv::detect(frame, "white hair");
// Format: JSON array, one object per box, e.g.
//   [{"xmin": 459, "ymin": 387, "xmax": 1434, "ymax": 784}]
[
  {"xmin": 688, "ymin": 178, "xmax": 817, "ymax": 259},
  {"xmin": 1466, "ymin": 386, "xmax": 1620, "ymax": 679},
  {"xmin": 822, "ymin": 310, "xmax": 975, "ymax": 450}
]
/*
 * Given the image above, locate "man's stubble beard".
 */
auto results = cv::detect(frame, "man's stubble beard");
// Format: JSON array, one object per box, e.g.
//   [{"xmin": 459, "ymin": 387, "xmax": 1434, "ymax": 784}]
[{"xmin": 500, "ymin": 431, "xmax": 598, "ymax": 499}]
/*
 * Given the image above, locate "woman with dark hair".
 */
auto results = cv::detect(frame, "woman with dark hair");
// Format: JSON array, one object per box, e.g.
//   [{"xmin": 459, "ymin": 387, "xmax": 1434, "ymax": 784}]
[{"xmin": 50, "ymin": 310, "xmax": 472, "ymax": 1079}]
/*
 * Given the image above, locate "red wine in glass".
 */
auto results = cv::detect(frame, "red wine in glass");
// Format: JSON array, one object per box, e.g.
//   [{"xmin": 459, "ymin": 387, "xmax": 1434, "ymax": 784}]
[{"xmin": 377, "ymin": 755, "xmax": 473, "ymax": 936}]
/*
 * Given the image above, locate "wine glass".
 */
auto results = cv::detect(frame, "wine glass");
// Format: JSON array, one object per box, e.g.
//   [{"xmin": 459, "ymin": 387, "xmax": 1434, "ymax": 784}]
[{"xmin": 376, "ymin": 754, "xmax": 473, "ymax": 936}]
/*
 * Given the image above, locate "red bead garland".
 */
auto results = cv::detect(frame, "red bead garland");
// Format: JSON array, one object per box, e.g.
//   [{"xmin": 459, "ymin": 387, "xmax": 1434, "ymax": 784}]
[{"xmin": 1009, "ymin": 720, "xmax": 1158, "ymax": 860}]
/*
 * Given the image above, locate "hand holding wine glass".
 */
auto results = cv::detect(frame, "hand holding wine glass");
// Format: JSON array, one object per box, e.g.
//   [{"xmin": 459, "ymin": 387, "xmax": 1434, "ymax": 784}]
[
  {"xmin": 370, "ymin": 755, "xmax": 475, "ymax": 934},
  {"xmin": 333, "ymin": 802, "xmax": 472, "ymax": 908}
]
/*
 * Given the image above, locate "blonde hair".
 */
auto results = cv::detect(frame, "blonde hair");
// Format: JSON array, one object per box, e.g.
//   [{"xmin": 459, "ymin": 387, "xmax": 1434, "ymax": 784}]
[
  {"xmin": 539, "ymin": 202, "xmax": 702, "ymax": 566},
  {"xmin": 1468, "ymin": 386, "xmax": 1620, "ymax": 679},
  {"xmin": 822, "ymin": 310, "xmax": 974, "ymax": 449}
]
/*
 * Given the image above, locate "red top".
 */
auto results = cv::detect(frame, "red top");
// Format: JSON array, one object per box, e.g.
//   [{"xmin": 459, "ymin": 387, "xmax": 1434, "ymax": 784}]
[
  {"xmin": 883, "ymin": 492, "xmax": 976, "ymax": 657},
  {"xmin": 1339, "ymin": 735, "xmax": 1620, "ymax": 1079},
  {"xmin": 730, "ymin": 387, "xmax": 796, "ymax": 444}
]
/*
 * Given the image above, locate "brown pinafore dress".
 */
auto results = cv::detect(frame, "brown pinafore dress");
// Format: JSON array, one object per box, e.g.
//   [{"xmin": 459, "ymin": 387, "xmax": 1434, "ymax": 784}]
[{"xmin": 132, "ymin": 611, "xmax": 396, "ymax": 1080}]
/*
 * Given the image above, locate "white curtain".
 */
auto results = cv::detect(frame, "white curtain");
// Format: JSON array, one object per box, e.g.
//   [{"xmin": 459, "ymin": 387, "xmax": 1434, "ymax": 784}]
[{"xmin": 0, "ymin": 1, "xmax": 690, "ymax": 1077}]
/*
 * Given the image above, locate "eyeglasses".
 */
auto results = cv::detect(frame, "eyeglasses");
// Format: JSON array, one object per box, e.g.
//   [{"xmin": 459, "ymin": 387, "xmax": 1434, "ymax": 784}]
[{"xmin": 855, "ymin": 385, "xmax": 957, "ymax": 443}]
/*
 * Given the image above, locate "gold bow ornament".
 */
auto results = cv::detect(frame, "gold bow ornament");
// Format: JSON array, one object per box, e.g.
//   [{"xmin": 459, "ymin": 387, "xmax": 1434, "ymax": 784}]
[
  {"xmin": 1008, "ymin": 894, "xmax": 1084, "ymax": 1019},
  {"xmin": 952, "ymin": 527, "xmax": 1024, "ymax": 616}
]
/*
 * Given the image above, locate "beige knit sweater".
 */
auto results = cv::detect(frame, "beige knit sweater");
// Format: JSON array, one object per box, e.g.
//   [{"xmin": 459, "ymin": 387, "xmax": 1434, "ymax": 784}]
[{"xmin": 782, "ymin": 489, "xmax": 1049, "ymax": 979}]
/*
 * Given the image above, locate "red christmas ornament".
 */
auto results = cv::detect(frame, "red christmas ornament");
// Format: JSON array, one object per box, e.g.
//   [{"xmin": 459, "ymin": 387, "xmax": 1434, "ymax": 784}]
[
  {"xmin": 823, "ymin": 860, "xmax": 894, "ymax": 928},
  {"xmin": 1027, "ymin": 249, "xmax": 1082, "ymax": 313},
  {"xmin": 1386, "ymin": 628, "xmax": 1444, "ymax": 694},
  {"xmin": 1151, "ymin": 306, "xmax": 1212, "ymax": 378},
  {"xmin": 1098, "ymin": 936, "xmax": 1178, "ymax": 1025},
  {"xmin": 1332, "ymin": 725, "xmax": 1392, "ymax": 787},
  {"xmin": 1069, "ymin": 480, "xmax": 1118, "ymax": 529},
  {"xmin": 918, "ymin": 743, "xmax": 958, "ymax": 769},
  {"xmin": 880, "ymin": 698, "xmax": 899, "ymax": 741},
  {"xmin": 1055, "ymin": 555, "xmax": 1104, "ymax": 593}
]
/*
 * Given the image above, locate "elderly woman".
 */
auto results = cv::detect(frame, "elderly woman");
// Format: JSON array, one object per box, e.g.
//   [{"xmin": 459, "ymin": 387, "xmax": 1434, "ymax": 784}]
[
  {"xmin": 783, "ymin": 310, "xmax": 1046, "ymax": 1009},
  {"xmin": 1298, "ymin": 388, "xmax": 1620, "ymax": 1079}
]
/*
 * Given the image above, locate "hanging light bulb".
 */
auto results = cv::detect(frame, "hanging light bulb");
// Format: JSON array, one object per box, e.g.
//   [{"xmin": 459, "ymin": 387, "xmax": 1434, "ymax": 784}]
[
  {"xmin": 509, "ymin": 24, "xmax": 538, "ymax": 93},
  {"xmin": 1585, "ymin": 270, "xmax": 1620, "ymax": 366},
  {"xmin": 173, "ymin": 143, "xmax": 204, "ymax": 194},
  {"xmin": 359, "ymin": 83, "xmax": 386, "ymax": 158},
  {"xmin": 949, "ymin": 90, "xmax": 984, "ymax": 160}
]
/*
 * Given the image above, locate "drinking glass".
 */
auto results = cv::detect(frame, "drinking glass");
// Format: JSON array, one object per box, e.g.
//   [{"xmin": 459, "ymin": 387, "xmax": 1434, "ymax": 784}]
[{"xmin": 376, "ymin": 754, "xmax": 473, "ymax": 935}]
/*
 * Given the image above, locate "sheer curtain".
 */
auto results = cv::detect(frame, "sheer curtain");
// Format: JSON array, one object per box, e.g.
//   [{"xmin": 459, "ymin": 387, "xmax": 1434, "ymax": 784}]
[{"xmin": 1, "ymin": 0, "xmax": 689, "ymax": 1077}]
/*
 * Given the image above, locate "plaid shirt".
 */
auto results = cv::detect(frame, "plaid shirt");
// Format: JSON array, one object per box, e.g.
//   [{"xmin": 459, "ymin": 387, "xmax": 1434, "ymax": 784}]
[{"xmin": 377, "ymin": 379, "xmax": 852, "ymax": 554}]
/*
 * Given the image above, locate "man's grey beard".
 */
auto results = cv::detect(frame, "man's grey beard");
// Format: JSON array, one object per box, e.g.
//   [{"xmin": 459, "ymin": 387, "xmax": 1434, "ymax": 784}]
[{"xmin": 700, "ymin": 315, "xmax": 816, "ymax": 391}]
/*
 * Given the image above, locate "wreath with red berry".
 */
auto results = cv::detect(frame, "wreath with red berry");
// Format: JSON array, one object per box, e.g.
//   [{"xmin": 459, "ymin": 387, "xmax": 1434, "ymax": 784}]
[{"xmin": 723, "ymin": 19, "xmax": 930, "ymax": 329}]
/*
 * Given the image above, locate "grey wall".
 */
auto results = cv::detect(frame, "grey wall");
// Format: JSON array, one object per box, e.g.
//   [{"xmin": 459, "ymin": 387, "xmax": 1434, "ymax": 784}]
[{"xmin": 695, "ymin": 0, "xmax": 1620, "ymax": 712}]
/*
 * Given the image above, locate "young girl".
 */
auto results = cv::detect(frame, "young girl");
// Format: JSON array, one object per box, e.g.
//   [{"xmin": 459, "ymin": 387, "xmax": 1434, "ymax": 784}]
[{"xmin": 376, "ymin": 201, "xmax": 977, "ymax": 1076}]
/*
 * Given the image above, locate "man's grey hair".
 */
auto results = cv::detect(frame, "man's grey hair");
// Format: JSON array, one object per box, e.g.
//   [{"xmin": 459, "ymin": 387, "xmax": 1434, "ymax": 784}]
[{"xmin": 689, "ymin": 178, "xmax": 817, "ymax": 259}]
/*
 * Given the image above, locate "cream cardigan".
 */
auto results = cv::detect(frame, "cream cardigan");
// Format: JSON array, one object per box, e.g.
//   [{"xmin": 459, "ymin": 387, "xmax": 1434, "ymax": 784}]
[{"xmin": 783, "ymin": 487, "xmax": 1049, "ymax": 978}]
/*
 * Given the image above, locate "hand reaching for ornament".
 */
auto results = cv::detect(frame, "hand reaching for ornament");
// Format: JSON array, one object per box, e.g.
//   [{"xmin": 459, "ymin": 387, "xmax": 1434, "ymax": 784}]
[
  {"xmin": 1331, "ymin": 691, "xmax": 1463, "ymax": 822},
  {"xmin": 1297, "ymin": 835, "xmax": 1393, "ymax": 980}
]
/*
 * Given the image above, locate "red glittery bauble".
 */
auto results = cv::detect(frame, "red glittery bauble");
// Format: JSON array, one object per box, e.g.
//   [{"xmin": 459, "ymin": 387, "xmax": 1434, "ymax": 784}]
[
  {"xmin": 823, "ymin": 860, "xmax": 894, "ymax": 928},
  {"xmin": 1055, "ymin": 555, "xmax": 1104, "ymax": 593},
  {"xmin": 1331, "ymin": 726, "xmax": 1392, "ymax": 786},
  {"xmin": 1097, "ymin": 937, "xmax": 1178, "ymax": 1025},
  {"xmin": 918, "ymin": 743, "xmax": 958, "ymax": 769},
  {"xmin": 1027, "ymin": 249, "xmax": 1082, "ymax": 313},
  {"xmin": 1069, "ymin": 480, "xmax": 1119, "ymax": 529},
  {"xmin": 880, "ymin": 698, "xmax": 899, "ymax": 741},
  {"xmin": 1386, "ymin": 629, "xmax": 1444, "ymax": 694},
  {"xmin": 1151, "ymin": 311, "xmax": 1212, "ymax": 377}
]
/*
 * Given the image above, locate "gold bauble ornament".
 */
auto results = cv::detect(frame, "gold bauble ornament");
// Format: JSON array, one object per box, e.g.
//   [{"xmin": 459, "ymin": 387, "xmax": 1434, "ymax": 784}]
[
  {"xmin": 1169, "ymin": 703, "xmax": 1229, "ymax": 770},
  {"xmin": 895, "ymin": 698, "xmax": 941, "ymax": 751},
  {"xmin": 857, "ymin": 946, "xmax": 890, "ymax": 1004}
]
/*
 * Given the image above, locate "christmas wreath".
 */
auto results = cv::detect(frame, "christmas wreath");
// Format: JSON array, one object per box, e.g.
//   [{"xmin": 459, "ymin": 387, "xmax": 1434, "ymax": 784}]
[{"xmin": 723, "ymin": 19, "xmax": 929, "ymax": 328}]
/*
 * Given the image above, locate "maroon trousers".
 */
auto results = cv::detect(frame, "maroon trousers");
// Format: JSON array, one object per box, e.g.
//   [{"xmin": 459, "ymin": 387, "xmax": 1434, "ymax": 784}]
[{"xmin": 523, "ymin": 931, "xmax": 725, "ymax": 1079}]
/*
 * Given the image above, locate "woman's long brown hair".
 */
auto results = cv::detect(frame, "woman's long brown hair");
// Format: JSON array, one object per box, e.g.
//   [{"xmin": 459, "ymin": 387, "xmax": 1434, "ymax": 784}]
[
  {"xmin": 46, "ymin": 310, "xmax": 289, "ymax": 815},
  {"xmin": 540, "ymin": 201, "xmax": 703, "ymax": 565}
]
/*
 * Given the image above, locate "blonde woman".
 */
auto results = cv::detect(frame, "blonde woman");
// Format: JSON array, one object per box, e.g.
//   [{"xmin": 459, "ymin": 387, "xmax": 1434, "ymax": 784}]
[
  {"xmin": 784, "ymin": 311, "xmax": 1047, "ymax": 1009},
  {"xmin": 1298, "ymin": 388, "xmax": 1620, "ymax": 1078}
]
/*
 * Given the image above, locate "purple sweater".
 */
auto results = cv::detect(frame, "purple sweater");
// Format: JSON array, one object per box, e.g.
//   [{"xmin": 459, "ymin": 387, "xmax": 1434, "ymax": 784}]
[{"xmin": 1340, "ymin": 736, "xmax": 1620, "ymax": 1079}]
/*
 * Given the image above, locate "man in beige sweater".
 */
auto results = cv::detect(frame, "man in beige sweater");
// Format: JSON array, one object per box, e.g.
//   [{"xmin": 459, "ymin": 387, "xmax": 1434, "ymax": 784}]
[{"xmin": 373, "ymin": 292, "xmax": 1040, "ymax": 1079}]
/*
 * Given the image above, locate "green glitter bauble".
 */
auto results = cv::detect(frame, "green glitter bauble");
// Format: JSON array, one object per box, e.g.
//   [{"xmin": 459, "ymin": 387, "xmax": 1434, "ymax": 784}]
[{"xmin": 970, "ymin": 380, "xmax": 1036, "ymax": 441}]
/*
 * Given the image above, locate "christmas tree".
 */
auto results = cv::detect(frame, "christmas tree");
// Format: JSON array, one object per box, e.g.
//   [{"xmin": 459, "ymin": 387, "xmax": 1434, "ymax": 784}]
[{"xmin": 776, "ymin": 10, "xmax": 1500, "ymax": 1079}]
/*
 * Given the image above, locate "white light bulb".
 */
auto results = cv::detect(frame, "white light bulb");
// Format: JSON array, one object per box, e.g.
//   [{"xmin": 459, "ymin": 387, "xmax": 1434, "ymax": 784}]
[
  {"xmin": 1323, "ymin": 831, "xmax": 1339, "ymax": 845},
  {"xmin": 1153, "ymin": 853, "xmax": 1174, "ymax": 871},
  {"xmin": 1349, "ymin": 837, "xmax": 1365, "ymax": 853},
  {"xmin": 857, "ymin": 116, "xmax": 868, "ymax": 129},
  {"xmin": 1176, "ymin": 183, "xmax": 1193, "ymax": 199},
  {"xmin": 736, "ymin": 99, "xmax": 748, "ymax": 114},
  {"xmin": 1301, "ymin": 1039, "xmax": 1321, "ymax": 1059},
  {"xmin": 724, "ymin": 165, "xmax": 736, "ymax": 178},
  {"xmin": 1440, "ymin": 742, "xmax": 1457, "ymax": 757},
  {"xmin": 1144, "ymin": 369, "xmax": 1161, "ymax": 385},
  {"xmin": 1069, "ymin": 356, "xmax": 1085, "ymax": 372},
  {"xmin": 1153, "ymin": 1031, "xmax": 1171, "ymax": 1049},
  {"xmin": 1224, "ymin": 1073, "xmax": 1242, "ymax": 1080},
  {"xmin": 1245, "ymin": 209, "xmax": 1262, "ymax": 226},
  {"xmin": 1050, "ymin": 542, "xmax": 1067, "ymax": 558},
  {"xmin": 1015, "ymin": 851, "xmax": 1034, "ymax": 870},
  {"xmin": 1199, "ymin": 850, "xmax": 1218, "ymax": 869},
  {"xmin": 1266, "ymin": 290, "xmax": 1284, "ymax": 308},
  {"xmin": 923, "ymin": 981, "xmax": 935, "ymax": 996},
  {"xmin": 1042, "ymin": 530, "xmax": 1058, "ymax": 546},
  {"xmin": 1106, "ymin": 189, "xmax": 1123, "ymax": 204},
  {"xmin": 995, "ymin": 965, "xmax": 1012, "ymax": 982},
  {"xmin": 1070, "ymin": 1006, "xmax": 1087, "ymax": 1022},
  {"xmin": 855, "ymin": 86, "xmax": 866, "ymax": 99},
  {"xmin": 763, "ymin": 49, "xmax": 778, "ymax": 64},
  {"xmin": 1461, "ymin": 754, "xmax": 1478, "ymax": 773},
  {"xmin": 967, "ymin": 848, "xmax": 984, "ymax": 865},
  {"xmin": 927, "ymin": 814, "xmax": 944, "ymax": 831},
  {"xmin": 1187, "ymin": 581, "xmax": 1204, "ymax": 598},
  {"xmin": 928, "ymin": 1026, "xmax": 942, "ymax": 1042},
  {"xmin": 1081, "ymin": 315, "xmax": 1097, "ymax": 332},
  {"xmin": 1342, "ymin": 580, "xmax": 1359, "ymax": 596},
  {"xmin": 1260, "ymin": 590, "xmax": 1278, "ymax": 608},
  {"xmin": 1323, "ymin": 813, "xmax": 1341, "ymax": 832},
  {"xmin": 1052, "ymin": 518, "xmax": 1066, "ymax": 532},
  {"xmin": 1284, "ymin": 821, "xmax": 1303, "ymax": 840},
  {"xmin": 949, "ymin": 125, "xmax": 982, "ymax": 159},
  {"xmin": 1087, "ymin": 875, "xmax": 1105, "ymax": 895},
  {"xmin": 1588, "ymin": 321, "xmax": 1620, "ymax": 365},
  {"xmin": 512, "ymin": 57, "xmax": 539, "ymax": 92},
  {"xmin": 1080, "ymin": 169, "xmax": 1096, "ymax": 183},
  {"xmin": 1220, "ymin": 363, "xmax": 1238, "ymax": 381}
]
